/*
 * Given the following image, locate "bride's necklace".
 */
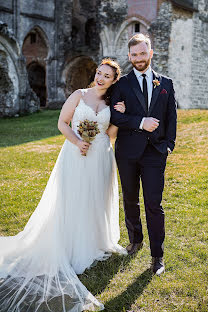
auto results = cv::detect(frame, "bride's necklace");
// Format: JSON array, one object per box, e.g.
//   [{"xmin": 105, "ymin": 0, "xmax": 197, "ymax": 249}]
[
  {"xmin": 95, "ymin": 102, "xmax": 100, "ymax": 116},
  {"xmin": 93, "ymin": 90, "xmax": 106, "ymax": 115},
  {"xmin": 91, "ymin": 99, "xmax": 105, "ymax": 116}
]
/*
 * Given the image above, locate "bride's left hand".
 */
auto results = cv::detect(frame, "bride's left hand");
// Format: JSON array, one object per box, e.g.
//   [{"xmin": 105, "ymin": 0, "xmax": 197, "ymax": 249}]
[{"xmin": 114, "ymin": 101, "xmax": 126, "ymax": 114}]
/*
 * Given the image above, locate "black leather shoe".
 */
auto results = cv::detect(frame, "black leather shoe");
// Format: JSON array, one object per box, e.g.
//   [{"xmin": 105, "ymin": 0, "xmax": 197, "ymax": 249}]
[
  {"xmin": 151, "ymin": 257, "xmax": 165, "ymax": 275},
  {"xmin": 126, "ymin": 242, "xmax": 143, "ymax": 255}
]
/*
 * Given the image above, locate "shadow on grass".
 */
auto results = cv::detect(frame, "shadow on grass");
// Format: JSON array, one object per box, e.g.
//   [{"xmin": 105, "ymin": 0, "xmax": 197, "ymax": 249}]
[
  {"xmin": 79, "ymin": 254, "xmax": 153, "ymax": 312},
  {"xmin": 79, "ymin": 254, "xmax": 132, "ymax": 295},
  {"xmin": 0, "ymin": 110, "xmax": 61, "ymax": 147},
  {"xmin": 104, "ymin": 268, "xmax": 153, "ymax": 312}
]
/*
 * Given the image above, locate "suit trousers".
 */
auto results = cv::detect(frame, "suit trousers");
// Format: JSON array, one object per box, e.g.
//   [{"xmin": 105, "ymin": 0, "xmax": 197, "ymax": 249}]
[{"xmin": 116, "ymin": 143, "xmax": 167, "ymax": 257}]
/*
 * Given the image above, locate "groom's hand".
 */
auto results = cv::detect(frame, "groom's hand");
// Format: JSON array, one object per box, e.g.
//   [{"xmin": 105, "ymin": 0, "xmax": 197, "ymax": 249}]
[{"xmin": 143, "ymin": 117, "xmax": 160, "ymax": 132}]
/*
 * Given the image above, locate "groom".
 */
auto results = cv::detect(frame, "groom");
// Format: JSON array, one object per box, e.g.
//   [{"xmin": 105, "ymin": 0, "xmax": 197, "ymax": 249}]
[{"xmin": 110, "ymin": 34, "xmax": 177, "ymax": 275}]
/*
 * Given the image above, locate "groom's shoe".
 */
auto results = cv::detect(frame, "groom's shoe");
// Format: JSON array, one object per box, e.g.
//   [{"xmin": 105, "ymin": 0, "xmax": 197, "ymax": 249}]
[
  {"xmin": 126, "ymin": 242, "xmax": 143, "ymax": 255},
  {"xmin": 151, "ymin": 257, "xmax": 165, "ymax": 275}
]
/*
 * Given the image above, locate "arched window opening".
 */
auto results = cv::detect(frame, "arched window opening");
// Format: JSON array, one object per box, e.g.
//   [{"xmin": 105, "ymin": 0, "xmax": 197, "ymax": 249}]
[
  {"xmin": 65, "ymin": 56, "xmax": 97, "ymax": 97},
  {"xmin": 134, "ymin": 23, "xmax": 140, "ymax": 33},
  {"xmin": 85, "ymin": 19, "xmax": 96, "ymax": 47},
  {"xmin": 27, "ymin": 63, "xmax": 46, "ymax": 107}
]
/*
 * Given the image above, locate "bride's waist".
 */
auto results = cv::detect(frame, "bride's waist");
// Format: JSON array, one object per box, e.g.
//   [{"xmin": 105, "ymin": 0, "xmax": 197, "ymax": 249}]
[{"xmin": 73, "ymin": 130, "xmax": 109, "ymax": 141}]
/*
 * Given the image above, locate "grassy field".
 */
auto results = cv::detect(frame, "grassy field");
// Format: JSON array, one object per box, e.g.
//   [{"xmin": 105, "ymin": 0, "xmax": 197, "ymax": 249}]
[{"xmin": 0, "ymin": 109, "xmax": 208, "ymax": 311}]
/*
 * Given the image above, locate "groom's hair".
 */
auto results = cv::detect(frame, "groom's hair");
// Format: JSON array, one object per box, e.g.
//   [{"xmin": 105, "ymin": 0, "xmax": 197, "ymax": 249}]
[{"xmin": 128, "ymin": 33, "xmax": 151, "ymax": 51}]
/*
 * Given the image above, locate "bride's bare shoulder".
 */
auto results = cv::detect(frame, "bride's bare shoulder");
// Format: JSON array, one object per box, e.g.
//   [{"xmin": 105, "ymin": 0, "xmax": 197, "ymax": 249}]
[
  {"xmin": 70, "ymin": 89, "xmax": 82, "ymax": 100},
  {"xmin": 64, "ymin": 89, "xmax": 83, "ymax": 108},
  {"xmin": 70, "ymin": 88, "xmax": 91, "ymax": 101}
]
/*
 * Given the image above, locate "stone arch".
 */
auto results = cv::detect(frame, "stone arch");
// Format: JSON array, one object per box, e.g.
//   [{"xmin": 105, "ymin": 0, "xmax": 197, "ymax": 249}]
[
  {"xmin": 0, "ymin": 22, "xmax": 39, "ymax": 117},
  {"xmin": 115, "ymin": 16, "xmax": 149, "ymax": 48},
  {"xmin": 22, "ymin": 26, "xmax": 49, "ymax": 66},
  {"xmin": 62, "ymin": 56, "xmax": 97, "ymax": 97},
  {"xmin": 0, "ymin": 25, "xmax": 21, "ymax": 116},
  {"xmin": 100, "ymin": 16, "xmax": 150, "ymax": 60},
  {"xmin": 0, "ymin": 49, "xmax": 17, "ymax": 117},
  {"xmin": 27, "ymin": 62, "xmax": 47, "ymax": 107},
  {"xmin": 22, "ymin": 26, "xmax": 49, "ymax": 107},
  {"xmin": 99, "ymin": 26, "xmax": 111, "ymax": 56},
  {"xmin": 99, "ymin": 17, "xmax": 151, "ymax": 74},
  {"xmin": 22, "ymin": 25, "xmax": 50, "ymax": 49}
]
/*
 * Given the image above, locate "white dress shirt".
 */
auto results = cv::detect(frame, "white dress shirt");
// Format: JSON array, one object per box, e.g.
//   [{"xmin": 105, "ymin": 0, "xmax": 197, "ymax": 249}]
[{"xmin": 133, "ymin": 66, "xmax": 153, "ymax": 130}]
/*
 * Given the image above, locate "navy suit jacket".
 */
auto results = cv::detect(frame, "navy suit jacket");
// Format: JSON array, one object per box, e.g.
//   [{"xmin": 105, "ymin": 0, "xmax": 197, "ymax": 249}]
[{"xmin": 110, "ymin": 69, "xmax": 177, "ymax": 159}]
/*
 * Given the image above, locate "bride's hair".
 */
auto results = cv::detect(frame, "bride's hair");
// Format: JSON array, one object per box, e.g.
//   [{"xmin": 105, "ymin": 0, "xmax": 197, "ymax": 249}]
[
  {"xmin": 98, "ymin": 58, "xmax": 121, "ymax": 105},
  {"xmin": 89, "ymin": 58, "xmax": 121, "ymax": 105},
  {"xmin": 99, "ymin": 58, "xmax": 121, "ymax": 81}
]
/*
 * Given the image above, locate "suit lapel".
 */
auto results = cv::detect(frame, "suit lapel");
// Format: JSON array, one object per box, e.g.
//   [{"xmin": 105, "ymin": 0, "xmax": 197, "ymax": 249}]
[
  {"xmin": 148, "ymin": 70, "xmax": 162, "ymax": 116},
  {"xmin": 127, "ymin": 70, "xmax": 147, "ymax": 114}
]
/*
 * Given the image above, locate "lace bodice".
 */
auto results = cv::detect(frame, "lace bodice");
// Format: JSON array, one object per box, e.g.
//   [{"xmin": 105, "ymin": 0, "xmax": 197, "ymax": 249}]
[{"xmin": 72, "ymin": 98, "xmax": 111, "ymax": 142}]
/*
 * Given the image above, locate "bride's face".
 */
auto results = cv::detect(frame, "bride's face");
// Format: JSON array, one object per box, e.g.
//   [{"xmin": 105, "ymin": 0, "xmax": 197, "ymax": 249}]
[{"xmin": 94, "ymin": 65, "xmax": 115, "ymax": 90}]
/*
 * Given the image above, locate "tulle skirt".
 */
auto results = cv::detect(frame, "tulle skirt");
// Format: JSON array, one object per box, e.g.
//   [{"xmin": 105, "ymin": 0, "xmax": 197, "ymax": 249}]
[{"xmin": 0, "ymin": 137, "xmax": 126, "ymax": 311}]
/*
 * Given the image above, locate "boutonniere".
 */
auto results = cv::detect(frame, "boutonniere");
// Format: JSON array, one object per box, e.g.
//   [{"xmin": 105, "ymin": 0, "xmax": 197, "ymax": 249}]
[{"xmin": 153, "ymin": 79, "xmax": 160, "ymax": 88}]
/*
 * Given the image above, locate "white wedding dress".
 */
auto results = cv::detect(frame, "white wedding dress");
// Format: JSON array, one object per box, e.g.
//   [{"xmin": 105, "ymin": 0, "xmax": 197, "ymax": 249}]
[{"xmin": 0, "ymin": 92, "xmax": 127, "ymax": 312}]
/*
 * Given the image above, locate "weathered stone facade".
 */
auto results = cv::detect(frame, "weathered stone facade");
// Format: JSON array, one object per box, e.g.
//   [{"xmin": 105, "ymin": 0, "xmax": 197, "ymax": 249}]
[
  {"xmin": 190, "ymin": 0, "xmax": 208, "ymax": 108},
  {"xmin": 0, "ymin": 22, "xmax": 39, "ymax": 117},
  {"xmin": 99, "ymin": 0, "xmax": 208, "ymax": 109},
  {"xmin": 0, "ymin": 0, "xmax": 128, "ymax": 116},
  {"xmin": 148, "ymin": 0, "xmax": 208, "ymax": 108},
  {"xmin": 0, "ymin": 0, "xmax": 207, "ymax": 116}
]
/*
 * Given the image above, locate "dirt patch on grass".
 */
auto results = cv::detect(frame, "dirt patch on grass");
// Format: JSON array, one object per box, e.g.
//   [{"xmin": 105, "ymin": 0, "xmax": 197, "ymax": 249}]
[{"xmin": 22, "ymin": 144, "xmax": 59, "ymax": 153}]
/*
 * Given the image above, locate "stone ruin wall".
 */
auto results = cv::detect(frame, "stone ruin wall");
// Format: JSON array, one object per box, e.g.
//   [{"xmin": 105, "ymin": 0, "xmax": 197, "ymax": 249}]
[
  {"xmin": 150, "ymin": 0, "xmax": 208, "ymax": 109},
  {"xmin": 0, "ymin": 0, "xmax": 208, "ymax": 115},
  {"xmin": 0, "ymin": 22, "xmax": 39, "ymax": 117},
  {"xmin": 168, "ymin": 6, "xmax": 193, "ymax": 109},
  {"xmin": 99, "ymin": 0, "xmax": 128, "ymax": 68},
  {"xmin": 191, "ymin": 0, "xmax": 208, "ymax": 108}
]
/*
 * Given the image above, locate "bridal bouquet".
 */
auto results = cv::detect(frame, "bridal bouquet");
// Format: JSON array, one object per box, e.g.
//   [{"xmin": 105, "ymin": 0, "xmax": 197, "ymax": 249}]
[{"xmin": 77, "ymin": 119, "xmax": 100, "ymax": 156}]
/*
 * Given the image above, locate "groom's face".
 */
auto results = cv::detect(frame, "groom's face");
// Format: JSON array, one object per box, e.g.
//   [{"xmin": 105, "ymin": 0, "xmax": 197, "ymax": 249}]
[{"xmin": 128, "ymin": 42, "xmax": 153, "ymax": 73}]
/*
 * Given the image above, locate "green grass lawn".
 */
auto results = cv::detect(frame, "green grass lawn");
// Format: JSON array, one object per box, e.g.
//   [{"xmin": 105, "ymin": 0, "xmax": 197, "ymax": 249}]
[{"xmin": 0, "ymin": 109, "xmax": 208, "ymax": 312}]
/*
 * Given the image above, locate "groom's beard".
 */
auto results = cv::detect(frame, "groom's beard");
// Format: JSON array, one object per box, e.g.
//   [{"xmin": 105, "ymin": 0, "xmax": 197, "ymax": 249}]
[{"xmin": 131, "ymin": 57, "xmax": 151, "ymax": 72}]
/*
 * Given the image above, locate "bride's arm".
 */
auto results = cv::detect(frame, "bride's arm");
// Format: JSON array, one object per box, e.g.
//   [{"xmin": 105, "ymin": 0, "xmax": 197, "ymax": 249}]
[
  {"xmin": 106, "ymin": 124, "xmax": 118, "ymax": 140},
  {"xmin": 58, "ymin": 90, "xmax": 90, "ymax": 154},
  {"xmin": 107, "ymin": 101, "xmax": 125, "ymax": 140}
]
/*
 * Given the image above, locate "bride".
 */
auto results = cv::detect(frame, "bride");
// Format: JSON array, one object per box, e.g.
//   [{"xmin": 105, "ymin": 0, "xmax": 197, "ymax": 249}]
[{"xmin": 0, "ymin": 59, "xmax": 127, "ymax": 311}]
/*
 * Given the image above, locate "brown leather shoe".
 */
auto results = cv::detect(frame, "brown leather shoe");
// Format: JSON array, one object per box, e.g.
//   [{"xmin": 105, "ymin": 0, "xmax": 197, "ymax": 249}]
[{"xmin": 126, "ymin": 242, "xmax": 143, "ymax": 255}]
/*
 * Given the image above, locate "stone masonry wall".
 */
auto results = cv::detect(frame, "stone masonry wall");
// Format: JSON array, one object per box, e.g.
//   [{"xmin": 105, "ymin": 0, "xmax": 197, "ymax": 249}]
[
  {"xmin": 99, "ymin": 0, "xmax": 128, "ymax": 66},
  {"xmin": 149, "ymin": 1, "xmax": 173, "ymax": 76},
  {"xmin": 1, "ymin": 0, "xmax": 208, "ymax": 113},
  {"xmin": 168, "ymin": 7, "xmax": 193, "ymax": 108},
  {"xmin": 128, "ymin": 0, "xmax": 158, "ymax": 22},
  {"xmin": 0, "ymin": 49, "xmax": 16, "ymax": 117},
  {"xmin": 191, "ymin": 0, "xmax": 208, "ymax": 108},
  {"xmin": 0, "ymin": 22, "xmax": 39, "ymax": 116}
]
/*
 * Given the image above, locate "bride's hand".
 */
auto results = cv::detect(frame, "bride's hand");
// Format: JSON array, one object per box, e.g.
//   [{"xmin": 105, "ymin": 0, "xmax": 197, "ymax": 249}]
[
  {"xmin": 114, "ymin": 101, "xmax": 126, "ymax": 113},
  {"xmin": 76, "ymin": 140, "xmax": 90, "ymax": 155}
]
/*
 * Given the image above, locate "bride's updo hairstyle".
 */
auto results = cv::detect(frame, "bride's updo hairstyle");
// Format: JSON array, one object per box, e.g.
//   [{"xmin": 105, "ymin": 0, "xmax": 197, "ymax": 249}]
[
  {"xmin": 98, "ymin": 58, "xmax": 121, "ymax": 81},
  {"xmin": 97, "ymin": 58, "xmax": 121, "ymax": 105}
]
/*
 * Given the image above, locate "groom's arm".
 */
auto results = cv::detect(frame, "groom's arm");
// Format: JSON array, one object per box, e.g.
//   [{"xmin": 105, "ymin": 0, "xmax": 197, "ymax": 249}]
[
  {"xmin": 165, "ymin": 80, "xmax": 177, "ymax": 152},
  {"xmin": 110, "ymin": 81, "xmax": 143, "ymax": 129}
]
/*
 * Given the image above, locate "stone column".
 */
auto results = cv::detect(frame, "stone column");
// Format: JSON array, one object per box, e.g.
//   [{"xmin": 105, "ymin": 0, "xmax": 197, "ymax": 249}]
[
  {"xmin": 98, "ymin": 0, "xmax": 128, "ymax": 64},
  {"xmin": 47, "ymin": 0, "xmax": 73, "ymax": 108},
  {"xmin": 13, "ymin": 0, "xmax": 20, "ymax": 41}
]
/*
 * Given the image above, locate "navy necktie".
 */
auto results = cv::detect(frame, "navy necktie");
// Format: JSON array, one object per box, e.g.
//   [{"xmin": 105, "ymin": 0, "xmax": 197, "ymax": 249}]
[{"xmin": 142, "ymin": 73, "xmax": 148, "ymax": 111}]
